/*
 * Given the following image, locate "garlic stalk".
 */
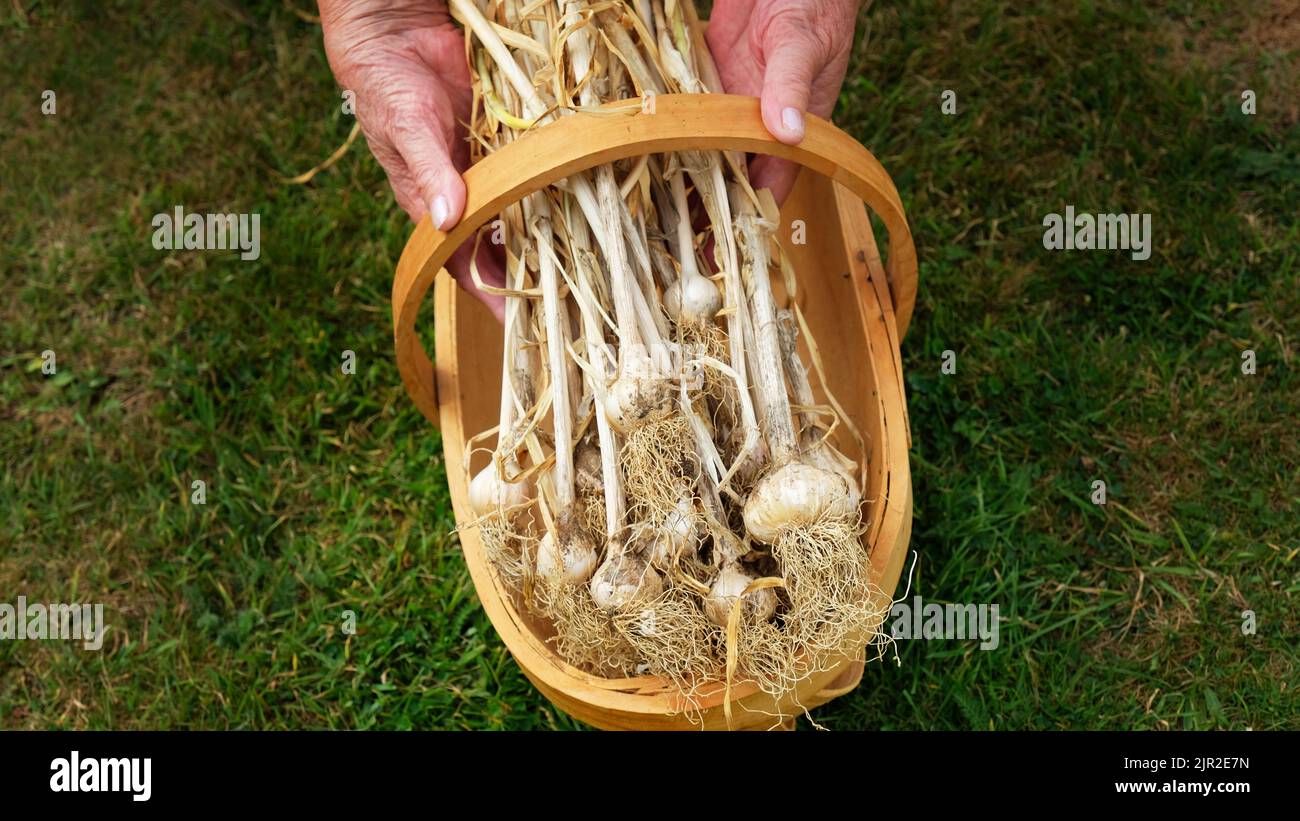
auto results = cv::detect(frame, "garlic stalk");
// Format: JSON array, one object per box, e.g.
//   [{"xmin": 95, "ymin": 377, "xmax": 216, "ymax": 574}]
[
  {"xmin": 533, "ymin": 195, "xmax": 598, "ymax": 584},
  {"xmin": 551, "ymin": 0, "xmax": 667, "ymax": 610},
  {"xmin": 469, "ymin": 250, "xmax": 536, "ymax": 518},
  {"xmin": 662, "ymin": 169, "xmax": 721, "ymax": 326},
  {"xmin": 732, "ymin": 188, "xmax": 858, "ymax": 544},
  {"xmin": 777, "ymin": 308, "xmax": 861, "ymax": 501}
]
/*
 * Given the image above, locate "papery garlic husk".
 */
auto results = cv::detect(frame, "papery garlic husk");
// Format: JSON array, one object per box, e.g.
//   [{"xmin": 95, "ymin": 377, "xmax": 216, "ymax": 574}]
[
  {"xmin": 807, "ymin": 438, "xmax": 863, "ymax": 508},
  {"xmin": 704, "ymin": 561, "xmax": 777, "ymax": 627},
  {"xmin": 590, "ymin": 546, "xmax": 664, "ymax": 612},
  {"xmin": 604, "ymin": 348, "xmax": 673, "ymax": 431},
  {"xmin": 742, "ymin": 462, "xmax": 859, "ymax": 544},
  {"xmin": 649, "ymin": 497, "xmax": 698, "ymax": 568},
  {"xmin": 469, "ymin": 463, "xmax": 534, "ymax": 518},
  {"xmin": 574, "ymin": 440, "xmax": 604, "ymax": 495},
  {"xmin": 536, "ymin": 519, "xmax": 600, "ymax": 586},
  {"xmin": 664, "ymin": 271, "xmax": 721, "ymax": 327}
]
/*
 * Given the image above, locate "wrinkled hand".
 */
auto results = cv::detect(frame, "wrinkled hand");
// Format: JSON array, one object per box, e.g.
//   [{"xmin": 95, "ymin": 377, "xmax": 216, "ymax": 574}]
[
  {"xmin": 707, "ymin": 0, "xmax": 860, "ymax": 203},
  {"xmin": 319, "ymin": 0, "xmax": 504, "ymax": 320}
]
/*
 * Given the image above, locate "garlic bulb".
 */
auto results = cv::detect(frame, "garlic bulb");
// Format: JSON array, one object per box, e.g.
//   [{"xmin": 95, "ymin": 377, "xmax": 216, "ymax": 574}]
[
  {"xmin": 469, "ymin": 464, "xmax": 534, "ymax": 518},
  {"xmin": 574, "ymin": 441, "xmax": 604, "ymax": 495},
  {"xmin": 742, "ymin": 462, "xmax": 859, "ymax": 544},
  {"xmin": 536, "ymin": 527, "xmax": 599, "ymax": 585},
  {"xmin": 603, "ymin": 349, "xmax": 672, "ymax": 431},
  {"xmin": 664, "ymin": 270, "xmax": 721, "ymax": 326},
  {"xmin": 590, "ymin": 549, "xmax": 663, "ymax": 612},
  {"xmin": 649, "ymin": 497, "xmax": 698, "ymax": 568},
  {"xmin": 663, "ymin": 158, "xmax": 721, "ymax": 328},
  {"xmin": 704, "ymin": 561, "xmax": 777, "ymax": 627},
  {"xmin": 808, "ymin": 443, "xmax": 863, "ymax": 510}
]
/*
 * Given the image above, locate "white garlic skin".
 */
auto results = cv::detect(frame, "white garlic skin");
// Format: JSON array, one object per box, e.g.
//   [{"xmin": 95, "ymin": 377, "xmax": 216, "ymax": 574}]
[
  {"xmin": 603, "ymin": 352, "xmax": 672, "ymax": 431},
  {"xmin": 468, "ymin": 464, "xmax": 534, "ymax": 518},
  {"xmin": 809, "ymin": 442, "xmax": 863, "ymax": 509},
  {"xmin": 574, "ymin": 442, "xmax": 604, "ymax": 495},
  {"xmin": 664, "ymin": 273, "xmax": 721, "ymax": 326},
  {"xmin": 704, "ymin": 562, "xmax": 777, "ymax": 627},
  {"xmin": 650, "ymin": 498, "xmax": 697, "ymax": 568},
  {"xmin": 590, "ymin": 550, "xmax": 663, "ymax": 612},
  {"xmin": 536, "ymin": 528, "xmax": 599, "ymax": 585},
  {"xmin": 742, "ymin": 462, "xmax": 858, "ymax": 544}
]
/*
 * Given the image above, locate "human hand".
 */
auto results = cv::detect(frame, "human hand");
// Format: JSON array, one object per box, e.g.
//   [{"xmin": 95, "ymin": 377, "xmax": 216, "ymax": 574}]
[
  {"xmin": 706, "ymin": 0, "xmax": 860, "ymax": 204},
  {"xmin": 319, "ymin": 0, "xmax": 505, "ymax": 321}
]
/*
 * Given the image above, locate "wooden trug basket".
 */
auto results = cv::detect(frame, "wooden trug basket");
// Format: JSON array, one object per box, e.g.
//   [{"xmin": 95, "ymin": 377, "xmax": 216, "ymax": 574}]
[{"xmin": 392, "ymin": 93, "xmax": 917, "ymax": 730}]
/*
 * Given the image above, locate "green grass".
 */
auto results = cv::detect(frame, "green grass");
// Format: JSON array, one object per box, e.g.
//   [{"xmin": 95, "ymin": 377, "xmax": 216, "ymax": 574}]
[{"xmin": 1, "ymin": 0, "xmax": 1296, "ymax": 730}]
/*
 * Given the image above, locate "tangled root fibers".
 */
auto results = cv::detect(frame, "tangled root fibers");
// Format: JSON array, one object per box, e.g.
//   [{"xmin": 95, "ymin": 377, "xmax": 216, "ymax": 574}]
[
  {"xmin": 732, "ymin": 615, "xmax": 801, "ymax": 699},
  {"xmin": 480, "ymin": 516, "xmax": 530, "ymax": 594},
  {"xmin": 535, "ymin": 578, "xmax": 639, "ymax": 676},
  {"xmin": 771, "ymin": 518, "xmax": 890, "ymax": 667},
  {"xmin": 577, "ymin": 487, "xmax": 607, "ymax": 542},
  {"xmin": 613, "ymin": 585, "xmax": 722, "ymax": 704},
  {"xmin": 683, "ymin": 322, "xmax": 734, "ymax": 404},
  {"xmin": 621, "ymin": 412, "xmax": 696, "ymax": 522}
]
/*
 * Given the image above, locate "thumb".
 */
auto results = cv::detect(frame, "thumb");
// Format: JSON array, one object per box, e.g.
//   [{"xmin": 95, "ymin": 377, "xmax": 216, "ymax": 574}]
[
  {"xmin": 393, "ymin": 125, "xmax": 466, "ymax": 232},
  {"xmin": 758, "ymin": 28, "xmax": 821, "ymax": 145}
]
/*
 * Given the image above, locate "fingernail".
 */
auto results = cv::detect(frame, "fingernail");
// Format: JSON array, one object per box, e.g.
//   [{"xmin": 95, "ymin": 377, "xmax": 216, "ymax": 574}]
[
  {"xmin": 430, "ymin": 195, "xmax": 450, "ymax": 230},
  {"xmin": 781, "ymin": 106, "xmax": 804, "ymax": 138}
]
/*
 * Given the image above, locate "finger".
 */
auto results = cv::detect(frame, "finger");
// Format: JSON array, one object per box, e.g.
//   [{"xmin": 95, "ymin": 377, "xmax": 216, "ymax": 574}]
[
  {"xmin": 382, "ymin": 145, "xmax": 504, "ymax": 323},
  {"xmin": 758, "ymin": 27, "xmax": 821, "ymax": 145},
  {"xmin": 367, "ymin": 138, "xmax": 427, "ymax": 221},
  {"xmin": 388, "ymin": 166, "xmax": 428, "ymax": 223},
  {"xmin": 392, "ymin": 119, "xmax": 466, "ymax": 231},
  {"xmin": 748, "ymin": 154, "xmax": 801, "ymax": 205}
]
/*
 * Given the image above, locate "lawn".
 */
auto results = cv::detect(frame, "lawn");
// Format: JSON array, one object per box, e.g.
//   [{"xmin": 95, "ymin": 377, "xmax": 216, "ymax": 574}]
[{"xmin": 1, "ymin": 0, "xmax": 1296, "ymax": 730}]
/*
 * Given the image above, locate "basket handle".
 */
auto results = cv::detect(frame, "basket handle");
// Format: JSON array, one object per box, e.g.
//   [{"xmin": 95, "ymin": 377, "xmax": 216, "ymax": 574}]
[{"xmin": 393, "ymin": 93, "xmax": 917, "ymax": 427}]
